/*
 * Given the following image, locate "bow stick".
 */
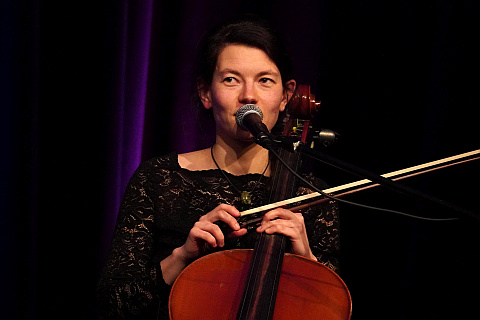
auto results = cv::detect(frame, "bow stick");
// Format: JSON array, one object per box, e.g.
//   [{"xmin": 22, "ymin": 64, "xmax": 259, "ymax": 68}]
[{"xmin": 239, "ymin": 149, "xmax": 479, "ymax": 222}]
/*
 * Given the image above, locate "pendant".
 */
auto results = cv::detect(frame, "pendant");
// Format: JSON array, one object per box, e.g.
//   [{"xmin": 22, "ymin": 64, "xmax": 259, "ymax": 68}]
[{"xmin": 241, "ymin": 191, "xmax": 252, "ymax": 205}]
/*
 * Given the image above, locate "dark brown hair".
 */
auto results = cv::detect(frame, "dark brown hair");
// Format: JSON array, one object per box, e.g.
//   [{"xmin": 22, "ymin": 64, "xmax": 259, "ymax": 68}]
[{"xmin": 194, "ymin": 17, "xmax": 294, "ymax": 104}]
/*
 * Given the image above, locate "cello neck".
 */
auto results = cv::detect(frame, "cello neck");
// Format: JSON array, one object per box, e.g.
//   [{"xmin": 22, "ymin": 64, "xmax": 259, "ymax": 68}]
[
  {"xmin": 236, "ymin": 85, "xmax": 318, "ymax": 319},
  {"xmin": 236, "ymin": 147, "xmax": 302, "ymax": 320}
]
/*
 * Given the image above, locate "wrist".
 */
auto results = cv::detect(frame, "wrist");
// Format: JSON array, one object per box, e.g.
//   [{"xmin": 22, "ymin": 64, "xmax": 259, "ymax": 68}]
[
  {"xmin": 173, "ymin": 245, "xmax": 195, "ymax": 265},
  {"xmin": 301, "ymin": 247, "xmax": 317, "ymax": 261},
  {"xmin": 160, "ymin": 247, "xmax": 192, "ymax": 286}
]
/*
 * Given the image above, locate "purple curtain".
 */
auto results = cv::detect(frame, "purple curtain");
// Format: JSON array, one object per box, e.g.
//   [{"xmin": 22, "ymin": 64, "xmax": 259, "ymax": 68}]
[
  {"xmin": 101, "ymin": 0, "xmax": 154, "ymax": 256},
  {"xmin": 1, "ymin": 1, "xmax": 479, "ymax": 319}
]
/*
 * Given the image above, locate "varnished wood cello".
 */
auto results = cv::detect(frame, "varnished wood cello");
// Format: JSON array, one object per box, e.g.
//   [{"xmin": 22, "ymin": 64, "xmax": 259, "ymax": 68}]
[{"xmin": 169, "ymin": 85, "xmax": 353, "ymax": 320}]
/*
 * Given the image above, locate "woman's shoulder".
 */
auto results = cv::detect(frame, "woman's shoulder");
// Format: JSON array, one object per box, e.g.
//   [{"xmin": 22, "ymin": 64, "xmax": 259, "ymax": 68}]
[
  {"xmin": 177, "ymin": 148, "xmax": 216, "ymax": 171},
  {"xmin": 139, "ymin": 152, "xmax": 181, "ymax": 172},
  {"xmin": 138, "ymin": 148, "xmax": 215, "ymax": 173}
]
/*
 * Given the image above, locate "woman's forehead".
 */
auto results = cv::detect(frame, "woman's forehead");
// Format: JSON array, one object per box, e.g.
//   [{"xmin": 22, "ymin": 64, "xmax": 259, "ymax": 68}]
[{"xmin": 215, "ymin": 44, "xmax": 280, "ymax": 75}]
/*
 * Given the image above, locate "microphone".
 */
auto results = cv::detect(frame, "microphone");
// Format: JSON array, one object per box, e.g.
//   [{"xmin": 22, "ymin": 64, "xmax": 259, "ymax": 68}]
[{"xmin": 235, "ymin": 104, "xmax": 273, "ymax": 148}]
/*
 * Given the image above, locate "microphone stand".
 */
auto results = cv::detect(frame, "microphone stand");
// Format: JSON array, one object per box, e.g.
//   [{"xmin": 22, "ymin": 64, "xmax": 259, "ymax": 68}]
[{"xmin": 270, "ymin": 135, "xmax": 479, "ymax": 222}]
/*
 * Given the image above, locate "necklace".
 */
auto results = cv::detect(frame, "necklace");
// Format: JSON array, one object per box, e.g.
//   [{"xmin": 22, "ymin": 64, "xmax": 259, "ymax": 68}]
[{"xmin": 210, "ymin": 145, "xmax": 269, "ymax": 205}]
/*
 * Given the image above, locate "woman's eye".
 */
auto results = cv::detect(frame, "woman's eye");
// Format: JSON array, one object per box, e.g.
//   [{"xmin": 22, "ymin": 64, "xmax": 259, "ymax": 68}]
[
  {"xmin": 223, "ymin": 77, "xmax": 237, "ymax": 83},
  {"xmin": 259, "ymin": 78, "xmax": 274, "ymax": 84}
]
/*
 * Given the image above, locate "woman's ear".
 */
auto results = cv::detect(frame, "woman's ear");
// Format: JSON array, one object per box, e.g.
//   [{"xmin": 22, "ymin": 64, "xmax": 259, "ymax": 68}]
[
  {"xmin": 198, "ymin": 82, "xmax": 212, "ymax": 110},
  {"xmin": 280, "ymin": 79, "xmax": 297, "ymax": 112}
]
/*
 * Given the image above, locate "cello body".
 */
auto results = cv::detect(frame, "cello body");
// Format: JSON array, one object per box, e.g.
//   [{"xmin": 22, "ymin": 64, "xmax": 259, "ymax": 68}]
[{"xmin": 169, "ymin": 249, "xmax": 351, "ymax": 320}]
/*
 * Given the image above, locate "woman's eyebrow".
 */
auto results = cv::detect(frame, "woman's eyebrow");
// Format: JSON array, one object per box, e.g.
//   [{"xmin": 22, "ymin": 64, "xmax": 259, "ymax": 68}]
[
  {"xmin": 217, "ymin": 68, "xmax": 242, "ymax": 76},
  {"xmin": 218, "ymin": 68, "xmax": 280, "ymax": 77},
  {"xmin": 257, "ymin": 70, "xmax": 280, "ymax": 77}
]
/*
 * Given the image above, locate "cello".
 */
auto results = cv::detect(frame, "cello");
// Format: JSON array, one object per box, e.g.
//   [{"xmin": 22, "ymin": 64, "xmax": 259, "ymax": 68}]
[{"xmin": 169, "ymin": 85, "xmax": 353, "ymax": 319}]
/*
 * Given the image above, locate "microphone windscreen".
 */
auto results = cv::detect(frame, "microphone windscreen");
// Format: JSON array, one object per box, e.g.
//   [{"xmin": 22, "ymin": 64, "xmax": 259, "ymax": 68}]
[{"xmin": 235, "ymin": 104, "xmax": 263, "ymax": 130}]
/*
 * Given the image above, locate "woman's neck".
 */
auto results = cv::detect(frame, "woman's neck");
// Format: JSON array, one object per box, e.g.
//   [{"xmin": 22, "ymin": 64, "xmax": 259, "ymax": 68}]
[{"xmin": 212, "ymin": 139, "xmax": 270, "ymax": 176}]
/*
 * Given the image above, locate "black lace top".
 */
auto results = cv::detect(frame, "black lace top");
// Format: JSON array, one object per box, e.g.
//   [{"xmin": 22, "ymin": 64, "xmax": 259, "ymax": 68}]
[{"xmin": 97, "ymin": 153, "xmax": 340, "ymax": 319}]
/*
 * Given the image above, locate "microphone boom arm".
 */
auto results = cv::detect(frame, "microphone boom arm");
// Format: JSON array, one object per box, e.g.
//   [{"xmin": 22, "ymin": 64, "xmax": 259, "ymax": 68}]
[{"xmin": 271, "ymin": 135, "xmax": 479, "ymax": 222}]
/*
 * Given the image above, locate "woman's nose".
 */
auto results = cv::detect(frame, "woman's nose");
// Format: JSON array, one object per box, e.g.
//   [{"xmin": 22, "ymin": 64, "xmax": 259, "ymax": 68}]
[{"xmin": 238, "ymin": 83, "xmax": 258, "ymax": 105}]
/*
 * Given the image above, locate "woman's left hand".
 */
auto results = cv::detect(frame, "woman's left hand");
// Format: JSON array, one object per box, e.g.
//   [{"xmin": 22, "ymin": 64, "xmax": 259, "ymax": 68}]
[{"xmin": 256, "ymin": 208, "xmax": 317, "ymax": 261}]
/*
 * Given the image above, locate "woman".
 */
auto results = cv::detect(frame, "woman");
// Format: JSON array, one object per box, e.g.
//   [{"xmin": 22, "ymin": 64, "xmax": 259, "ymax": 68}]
[{"xmin": 97, "ymin": 17, "xmax": 340, "ymax": 319}]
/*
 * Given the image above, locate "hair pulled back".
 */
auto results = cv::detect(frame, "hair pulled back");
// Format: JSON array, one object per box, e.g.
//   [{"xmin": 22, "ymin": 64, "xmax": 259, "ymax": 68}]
[{"xmin": 194, "ymin": 17, "xmax": 294, "ymax": 104}]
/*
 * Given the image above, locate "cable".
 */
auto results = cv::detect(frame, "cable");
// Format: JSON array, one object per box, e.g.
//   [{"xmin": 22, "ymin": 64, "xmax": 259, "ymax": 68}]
[{"xmin": 267, "ymin": 146, "xmax": 458, "ymax": 222}]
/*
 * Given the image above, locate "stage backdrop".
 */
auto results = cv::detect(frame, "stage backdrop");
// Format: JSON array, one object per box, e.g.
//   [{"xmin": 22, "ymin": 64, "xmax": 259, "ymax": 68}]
[{"xmin": 1, "ymin": 0, "xmax": 479, "ymax": 319}]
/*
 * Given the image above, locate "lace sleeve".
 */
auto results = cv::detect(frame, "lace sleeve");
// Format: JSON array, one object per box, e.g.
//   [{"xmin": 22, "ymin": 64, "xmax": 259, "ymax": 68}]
[
  {"xmin": 298, "ymin": 174, "xmax": 341, "ymax": 272},
  {"xmin": 97, "ymin": 162, "xmax": 168, "ymax": 319}
]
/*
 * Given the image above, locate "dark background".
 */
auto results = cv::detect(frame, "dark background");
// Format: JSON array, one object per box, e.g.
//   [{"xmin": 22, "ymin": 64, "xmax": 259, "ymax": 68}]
[{"xmin": 1, "ymin": 0, "xmax": 479, "ymax": 319}]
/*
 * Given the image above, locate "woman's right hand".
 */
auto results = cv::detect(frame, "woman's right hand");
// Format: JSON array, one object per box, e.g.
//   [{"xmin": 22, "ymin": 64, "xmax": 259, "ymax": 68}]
[
  {"xmin": 178, "ymin": 204, "xmax": 247, "ymax": 262},
  {"xmin": 161, "ymin": 204, "xmax": 246, "ymax": 285}
]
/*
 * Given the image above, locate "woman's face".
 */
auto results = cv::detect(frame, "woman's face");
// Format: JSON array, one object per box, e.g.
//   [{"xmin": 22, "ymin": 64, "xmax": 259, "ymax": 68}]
[{"xmin": 200, "ymin": 44, "xmax": 295, "ymax": 143}]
